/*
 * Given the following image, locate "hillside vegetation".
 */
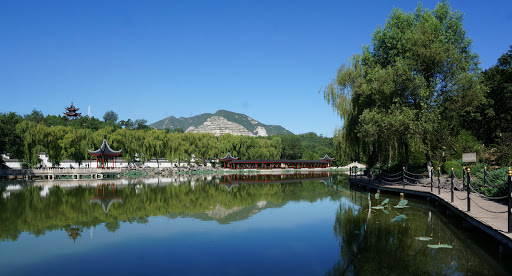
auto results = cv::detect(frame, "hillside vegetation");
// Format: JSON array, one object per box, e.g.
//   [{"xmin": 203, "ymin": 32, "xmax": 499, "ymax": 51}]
[
  {"xmin": 0, "ymin": 111, "xmax": 334, "ymax": 167},
  {"xmin": 150, "ymin": 110, "xmax": 293, "ymax": 136}
]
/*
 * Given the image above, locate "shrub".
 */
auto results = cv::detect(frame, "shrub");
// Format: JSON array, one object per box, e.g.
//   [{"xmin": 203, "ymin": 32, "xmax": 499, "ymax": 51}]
[
  {"xmin": 448, "ymin": 130, "xmax": 484, "ymax": 161},
  {"xmin": 494, "ymin": 133, "xmax": 512, "ymax": 166},
  {"xmin": 472, "ymin": 167, "xmax": 509, "ymax": 197},
  {"xmin": 468, "ymin": 163, "xmax": 486, "ymax": 175},
  {"xmin": 441, "ymin": 161, "xmax": 462, "ymax": 178}
]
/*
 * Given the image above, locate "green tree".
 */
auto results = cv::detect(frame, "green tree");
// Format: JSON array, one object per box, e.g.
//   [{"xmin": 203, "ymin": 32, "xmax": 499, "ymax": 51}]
[
  {"xmin": 164, "ymin": 132, "xmax": 185, "ymax": 165},
  {"xmin": 45, "ymin": 125, "xmax": 68, "ymax": 166},
  {"xmin": 143, "ymin": 130, "xmax": 166, "ymax": 167},
  {"xmin": 60, "ymin": 128, "xmax": 91, "ymax": 167},
  {"xmin": 481, "ymin": 46, "xmax": 512, "ymax": 142},
  {"xmin": 103, "ymin": 110, "xmax": 119, "ymax": 124},
  {"xmin": 24, "ymin": 109, "xmax": 44, "ymax": 123},
  {"xmin": 280, "ymin": 135, "xmax": 302, "ymax": 160},
  {"xmin": 166, "ymin": 127, "xmax": 184, "ymax": 133},
  {"xmin": 134, "ymin": 119, "xmax": 149, "ymax": 130},
  {"xmin": 0, "ymin": 112, "xmax": 23, "ymax": 159},
  {"xmin": 480, "ymin": 45, "xmax": 512, "ymax": 165},
  {"xmin": 119, "ymin": 119, "xmax": 134, "ymax": 129},
  {"xmin": 324, "ymin": 1, "xmax": 485, "ymax": 168},
  {"xmin": 16, "ymin": 121, "xmax": 47, "ymax": 167}
]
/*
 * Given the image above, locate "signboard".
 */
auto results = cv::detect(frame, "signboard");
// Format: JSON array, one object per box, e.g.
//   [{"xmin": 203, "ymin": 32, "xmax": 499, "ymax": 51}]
[{"xmin": 462, "ymin": 153, "xmax": 476, "ymax": 163}]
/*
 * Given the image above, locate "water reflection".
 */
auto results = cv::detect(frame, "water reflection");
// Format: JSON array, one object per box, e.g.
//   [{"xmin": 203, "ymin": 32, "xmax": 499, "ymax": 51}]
[
  {"xmin": 89, "ymin": 184, "xmax": 123, "ymax": 216},
  {"xmin": 327, "ymin": 189, "xmax": 508, "ymax": 275},
  {"xmin": 1, "ymin": 173, "xmax": 508, "ymax": 275},
  {"xmin": 66, "ymin": 226, "xmax": 83, "ymax": 243},
  {"xmin": 0, "ymin": 173, "xmax": 342, "ymax": 242}
]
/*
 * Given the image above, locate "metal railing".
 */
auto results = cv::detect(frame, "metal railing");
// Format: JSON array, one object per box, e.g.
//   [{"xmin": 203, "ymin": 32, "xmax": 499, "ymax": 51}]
[{"xmin": 349, "ymin": 166, "xmax": 512, "ymax": 233}]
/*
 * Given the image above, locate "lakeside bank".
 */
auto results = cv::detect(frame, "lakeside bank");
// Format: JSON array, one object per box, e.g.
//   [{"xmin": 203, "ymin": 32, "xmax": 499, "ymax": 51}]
[
  {"xmin": 0, "ymin": 166, "xmax": 349, "ymax": 181},
  {"xmin": 349, "ymin": 173, "xmax": 512, "ymax": 258}
]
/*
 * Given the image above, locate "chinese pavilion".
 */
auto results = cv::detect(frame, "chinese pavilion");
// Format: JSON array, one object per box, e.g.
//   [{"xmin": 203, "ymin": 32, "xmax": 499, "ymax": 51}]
[
  {"xmin": 90, "ymin": 183, "xmax": 123, "ymax": 217},
  {"xmin": 320, "ymin": 154, "xmax": 334, "ymax": 163},
  {"xmin": 219, "ymin": 151, "xmax": 239, "ymax": 168},
  {"xmin": 64, "ymin": 102, "xmax": 81, "ymax": 118},
  {"xmin": 88, "ymin": 135, "xmax": 122, "ymax": 168}
]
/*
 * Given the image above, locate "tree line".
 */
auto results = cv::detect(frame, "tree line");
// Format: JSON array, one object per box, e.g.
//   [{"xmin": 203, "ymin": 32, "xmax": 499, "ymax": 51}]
[
  {"xmin": 0, "ymin": 110, "xmax": 335, "ymax": 168},
  {"xmin": 0, "ymin": 180, "xmax": 341, "ymax": 241},
  {"xmin": 325, "ymin": 1, "xmax": 512, "ymax": 170}
]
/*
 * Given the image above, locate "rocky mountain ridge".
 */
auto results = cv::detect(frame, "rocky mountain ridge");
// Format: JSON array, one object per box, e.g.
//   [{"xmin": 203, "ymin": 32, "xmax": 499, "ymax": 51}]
[{"xmin": 150, "ymin": 110, "xmax": 292, "ymax": 136}]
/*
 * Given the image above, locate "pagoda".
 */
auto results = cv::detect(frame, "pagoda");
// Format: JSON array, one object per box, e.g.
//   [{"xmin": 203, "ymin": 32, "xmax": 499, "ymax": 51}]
[
  {"xmin": 88, "ymin": 135, "xmax": 122, "ymax": 168},
  {"xmin": 219, "ymin": 151, "xmax": 238, "ymax": 168},
  {"xmin": 66, "ymin": 226, "xmax": 83, "ymax": 243},
  {"xmin": 320, "ymin": 154, "xmax": 334, "ymax": 163},
  {"xmin": 64, "ymin": 102, "xmax": 81, "ymax": 118}
]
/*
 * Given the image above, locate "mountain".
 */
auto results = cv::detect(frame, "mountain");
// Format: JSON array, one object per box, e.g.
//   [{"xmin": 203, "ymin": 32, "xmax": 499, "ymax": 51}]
[
  {"xmin": 166, "ymin": 201, "xmax": 285, "ymax": 224},
  {"xmin": 149, "ymin": 110, "xmax": 293, "ymax": 136}
]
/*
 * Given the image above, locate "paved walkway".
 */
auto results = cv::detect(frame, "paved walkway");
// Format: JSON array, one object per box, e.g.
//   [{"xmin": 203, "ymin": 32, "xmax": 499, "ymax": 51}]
[{"xmin": 350, "ymin": 175, "xmax": 512, "ymax": 249}]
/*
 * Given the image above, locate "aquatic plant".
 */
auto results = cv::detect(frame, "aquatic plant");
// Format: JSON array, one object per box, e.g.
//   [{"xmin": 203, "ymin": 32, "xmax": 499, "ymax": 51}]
[
  {"xmin": 394, "ymin": 199, "xmax": 409, "ymax": 208},
  {"xmin": 427, "ymin": 244, "xmax": 453, "ymax": 249},
  {"xmin": 392, "ymin": 214, "xmax": 407, "ymax": 222}
]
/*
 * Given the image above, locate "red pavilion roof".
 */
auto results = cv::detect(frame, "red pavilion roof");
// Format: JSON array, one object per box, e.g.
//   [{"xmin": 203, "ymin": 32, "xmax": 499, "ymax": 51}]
[
  {"xmin": 220, "ymin": 151, "xmax": 238, "ymax": 162},
  {"xmin": 88, "ymin": 135, "xmax": 122, "ymax": 157}
]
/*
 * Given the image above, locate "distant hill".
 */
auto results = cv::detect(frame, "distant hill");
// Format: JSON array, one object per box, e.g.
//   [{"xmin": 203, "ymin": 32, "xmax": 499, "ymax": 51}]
[
  {"xmin": 166, "ymin": 201, "xmax": 285, "ymax": 224},
  {"xmin": 149, "ymin": 110, "xmax": 293, "ymax": 136}
]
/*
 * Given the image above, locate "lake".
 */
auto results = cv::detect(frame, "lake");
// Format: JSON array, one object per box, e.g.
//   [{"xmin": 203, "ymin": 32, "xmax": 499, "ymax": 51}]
[{"xmin": 0, "ymin": 172, "xmax": 509, "ymax": 275}]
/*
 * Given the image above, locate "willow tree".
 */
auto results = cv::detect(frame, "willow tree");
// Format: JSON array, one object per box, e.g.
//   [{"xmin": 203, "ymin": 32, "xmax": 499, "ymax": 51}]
[
  {"xmin": 324, "ymin": 1, "xmax": 484, "ymax": 168},
  {"xmin": 143, "ymin": 129, "xmax": 165, "ymax": 167},
  {"xmin": 16, "ymin": 121, "xmax": 46, "ymax": 167},
  {"xmin": 164, "ymin": 132, "xmax": 186, "ymax": 165}
]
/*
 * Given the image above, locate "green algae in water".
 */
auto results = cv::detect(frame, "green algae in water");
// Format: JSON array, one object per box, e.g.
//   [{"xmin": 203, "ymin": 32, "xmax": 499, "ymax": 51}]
[{"xmin": 392, "ymin": 214, "xmax": 407, "ymax": 222}]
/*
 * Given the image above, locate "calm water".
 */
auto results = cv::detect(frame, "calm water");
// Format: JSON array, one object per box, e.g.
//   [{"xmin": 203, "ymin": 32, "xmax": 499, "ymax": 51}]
[{"xmin": 0, "ymin": 173, "xmax": 509, "ymax": 275}]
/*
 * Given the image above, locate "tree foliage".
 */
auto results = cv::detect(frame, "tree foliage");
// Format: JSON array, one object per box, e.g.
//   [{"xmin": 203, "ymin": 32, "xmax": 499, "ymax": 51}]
[
  {"xmin": 1, "ymin": 110, "xmax": 335, "ymax": 167},
  {"xmin": 325, "ymin": 1, "xmax": 485, "ymax": 168},
  {"xmin": 2, "ymin": 113, "xmax": 321, "ymax": 167},
  {"xmin": 103, "ymin": 110, "xmax": 119, "ymax": 123},
  {"xmin": 0, "ymin": 179, "xmax": 341, "ymax": 241}
]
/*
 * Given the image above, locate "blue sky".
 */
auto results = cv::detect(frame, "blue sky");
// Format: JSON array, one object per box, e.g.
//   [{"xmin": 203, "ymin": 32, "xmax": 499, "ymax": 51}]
[{"xmin": 1, "ymin": 0, "xmax": 511, "ymax": 137}]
